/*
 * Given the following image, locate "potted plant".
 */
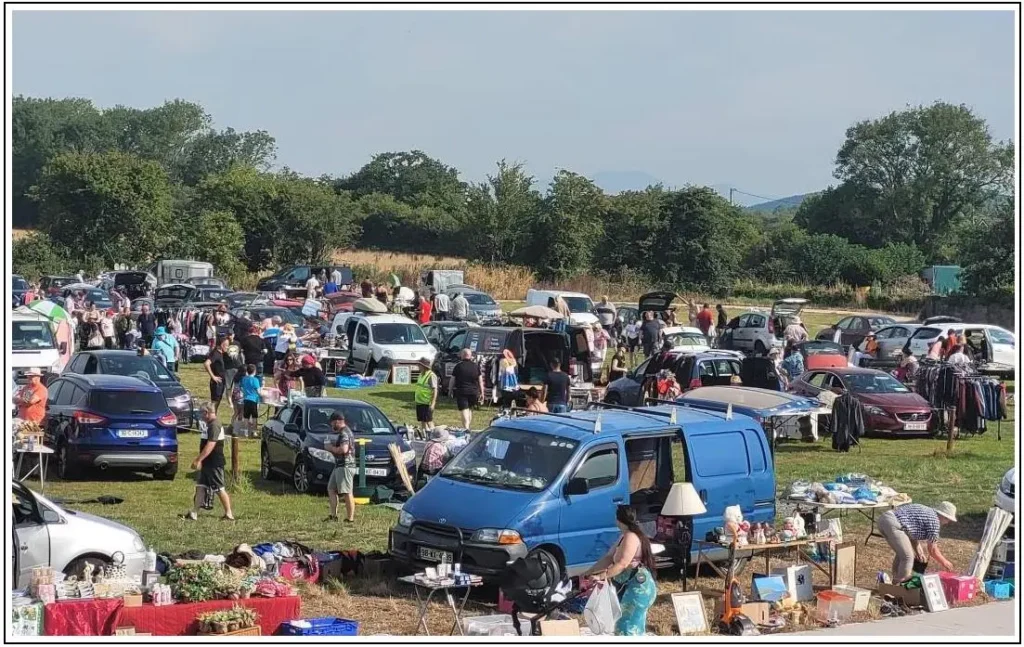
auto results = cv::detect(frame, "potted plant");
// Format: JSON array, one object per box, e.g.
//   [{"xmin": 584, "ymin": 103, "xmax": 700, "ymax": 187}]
[{"xmin": 167, "ymin": 563, "xmax": 219, "ymax": 603}]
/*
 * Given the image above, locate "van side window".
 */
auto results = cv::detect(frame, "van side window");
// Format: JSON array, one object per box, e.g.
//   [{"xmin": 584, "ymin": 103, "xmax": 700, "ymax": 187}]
[
  {"xmin": 573, "ymin": 447, "xmax": 619, "ymax": 490},
  {"xmin": 356, "ymin": 324, "xmax": 369, "ymax": 345},
  {"xmin": 689, "ymin": 432, "xmax": 749, "ymax": 477}
]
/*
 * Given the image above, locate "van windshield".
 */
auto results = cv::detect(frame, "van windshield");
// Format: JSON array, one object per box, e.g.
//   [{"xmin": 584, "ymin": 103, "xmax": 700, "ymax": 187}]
[
  {"xmin": 563, "ymin": 297, "xmax": 594, "ymax": 314},
  {"xmin": 372, "ymin": 323, "xmax": 427, "ymax": 345},
  {"xmin": 441, "ymin": 426, "xmax": 578, "ymax": 492},
  {"xmin": 13, "ymin": 321, "xmax": 56, "ymax": 351}
]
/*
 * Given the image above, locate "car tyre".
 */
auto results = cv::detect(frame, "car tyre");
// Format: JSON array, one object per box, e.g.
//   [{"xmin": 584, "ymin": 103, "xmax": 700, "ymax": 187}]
[
  {"xmin": 64, "ymin": 556, "xmax": 109, "ymax": 580},
  {"xmin": 292, "ymin": 459, "xmax": 311, "ymax": 494},
  {"xmin": 261, "ymin": 445, "xmax": 278, "ymax": 481},
  {"xmin": 57, "ymin": 442, "xmax": 80, "ymax": 481},
  {"xmin": 155, "ymin": 464, "xmax": 177, "ymax": 481},
  {"xmin": 754, "ymin": 340, "xmax": 767, "ymax": 356},
  {"xmin": 365, "ymin": 359, "xmax": 378, "ymax": 378},
  {"xmin": 604, "ymin": 392, "xmax": 621, "ymax": 405}
]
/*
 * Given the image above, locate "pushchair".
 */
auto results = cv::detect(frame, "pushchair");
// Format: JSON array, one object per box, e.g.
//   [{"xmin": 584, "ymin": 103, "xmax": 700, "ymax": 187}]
[{"xmin": 499, "ymin": 551, "xmax": 585, "ymax": 636}]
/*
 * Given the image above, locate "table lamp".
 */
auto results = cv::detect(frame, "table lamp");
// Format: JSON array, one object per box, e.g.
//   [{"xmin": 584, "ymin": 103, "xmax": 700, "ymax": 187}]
[{"xmin": 662, "ymin": 482, "xmax": 707, "ymax": 591}]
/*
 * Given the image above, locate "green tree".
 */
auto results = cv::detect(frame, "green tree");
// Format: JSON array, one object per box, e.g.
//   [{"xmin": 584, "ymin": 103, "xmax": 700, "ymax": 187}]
[
  {"xmin": 12, "ymin": 232, "xmax": 72, "ymax": 281},
  {"xmin": 174, "ymin": 128, "xmax": 277, "ymax": 185},
  {"xmin": 596, "ymin": 186, "xmax": 667, "ymax": 273},
  {"xmin": 790, "ymin": 234, "xmax": 853, "ymax": 285},
  {"xmin": 958, "ymin": 199, "xmax": 1014, "ymax": 298},
  {"xmin": 32, "ymin": 151, "xmax": 173, "ymax": 267},
  {"xmin": 195, "ymin": 166, "xmax": 280, "ymax": 271},
  {"xmin": 336, "ymin": 150, "xmax": 467, "ymax": 214},
  {"xmin": 465, "ymin": 160, "xmax": 542, "ymax": 264},
  {"xmin": 534, "ymin": 171, "xmax": 606, "ymax": 279},
  {"xmin": 273, "ymin": 178, "xmax": 362, "ymax": 264}
]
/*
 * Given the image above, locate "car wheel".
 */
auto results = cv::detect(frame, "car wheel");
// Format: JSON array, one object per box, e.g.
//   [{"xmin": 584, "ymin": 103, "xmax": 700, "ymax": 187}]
[
  {"xmin": 292, "ymin": 460, "xmax": 311, "ymax": 494},
  {"xmin": 64, "ymin": 556, "xmax": 108, "ymax": 580},
  {"xmin": 57, "ymin": 442, "xmax": 80, "ymax": 481},
  {"xmin": 261, "ymin": 445, "xmax": 278, "ymax": 481},
  {"xmin": 754, "ymin": 340, "xmax": 767, "ymax": 356},
  {"xmin": 604, "ymin": 392, "xmax": 621, "ymax": 405},
  {"xmin": 527, "ymin": 547, "xmax": 563, "ymax": 584},
  {"xmin": 365, "ymin": 359, "xmax": 378, "ymax": 377}
]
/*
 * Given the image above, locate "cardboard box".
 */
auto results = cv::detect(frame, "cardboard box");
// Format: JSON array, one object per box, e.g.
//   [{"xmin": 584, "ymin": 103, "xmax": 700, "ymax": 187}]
[
  {"xmin": 539, "ymin": 619, "xmax": 580, "ymax": 636},
  {"xmin": 876, "ymin": 583, "xmax": 924, "ymax": 608},
  {"xmin": 713, "ymin": 600, "xmax": 772, "ymax": 626},
  {"xmin": 122, "ymin": 594, "xmax": 144, "ymax": 608},
  {"xmin": 832, "ymin": 585, "xmax": 871, "ymax": 612},
  {"xmin": 772, "ymin": 565, "xmax": 814, "ymax": 602},
  {"xmin": 938, "ymin": 573, "xmax": 978, "ymax": 603}
]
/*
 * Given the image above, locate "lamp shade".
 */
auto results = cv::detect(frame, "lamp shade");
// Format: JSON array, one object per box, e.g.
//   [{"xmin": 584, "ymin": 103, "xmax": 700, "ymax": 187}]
[{"xmin": 661, "ymin": 482, "xmax": 707, "ymax": 516}]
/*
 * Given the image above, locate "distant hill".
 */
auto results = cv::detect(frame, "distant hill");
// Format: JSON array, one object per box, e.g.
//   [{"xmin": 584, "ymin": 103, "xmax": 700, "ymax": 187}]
[
  {"xmin": 592, "ymin": 171, "xmax": 663, "ymax": 194},
  {"xmin": 746, "ymin": 193, "xmax": 813, "ymax": 213}
]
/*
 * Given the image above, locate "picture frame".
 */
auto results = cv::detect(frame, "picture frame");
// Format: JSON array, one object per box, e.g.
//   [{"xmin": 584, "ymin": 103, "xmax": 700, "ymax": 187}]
[
  {"xmin": 921, "ymin": 573, "xmax": 949, "ymax": 612},
  {"xmin": 372, "ymin": 368, "xmax": 391, "ymax": 384},
  {"xmin": 671, "ymin": 591, "xmax": 709, "ymax": 635},
  {"xmin": 833, "ymin": 542, "xmax": 857, "ymax": 586},
  {"xmin": 392, "ymin": 365, "xmax": 412, "ymax": 385}
]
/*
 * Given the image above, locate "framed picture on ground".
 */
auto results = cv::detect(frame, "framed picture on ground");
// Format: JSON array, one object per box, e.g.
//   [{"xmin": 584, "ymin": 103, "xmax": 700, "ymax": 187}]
[
  {"xmin": 833, "ymin": 542, "xmax": 856, "ymax": 586},
  {"xmin": 921, "ymin": 573, "xmax": 949, "ymax": 612},
  {"xmin": 372, "ymin": 368, "xmax": 391, "ymax": 383},
  {"xmin": 671, "ymin": 591, "xmax": 709, "ymax": 635},
  {"xmin": 392, "ymin": 365, "xmax": 412, "ymax": 385}
]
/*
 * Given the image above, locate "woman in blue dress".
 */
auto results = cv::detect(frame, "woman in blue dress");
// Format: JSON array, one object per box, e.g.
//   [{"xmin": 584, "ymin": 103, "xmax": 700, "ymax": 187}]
[{"xmin": 583, "ymin": 505, "xmax": 658, "ymax": 635}]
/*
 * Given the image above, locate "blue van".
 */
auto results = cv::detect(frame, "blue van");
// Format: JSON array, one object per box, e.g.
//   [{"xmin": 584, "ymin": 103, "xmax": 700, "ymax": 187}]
[
  {"xmin": 388, "ymin": 406, "xmax": 774, "ymax": 579},
  {"xmin": 43, "ymin": 374, "xmax": 179, "ymax": 481}
]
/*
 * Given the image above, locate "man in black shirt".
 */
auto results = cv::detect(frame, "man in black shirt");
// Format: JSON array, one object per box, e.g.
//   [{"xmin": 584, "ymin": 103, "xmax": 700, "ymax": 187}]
[
  {"xmin": 205, "ymin": 336, "xmax": 229, "ymax": 413},
  {"xmin": 183, "ymin": 402, "xmax": 234, "ymax": 521},
  {"xmin": 449, "ymin": 348, "xmax": 484, "ymax": 429},
  {"xmin": 542, "ymin": 358, "xmax": 572, "ymax": 413},
  {"xmin": 137, "ymin": 302, "xmax": 157, "ymax": 348},
  {"xmin": 292, "ymin": 354, "xmax": 327, "ymax": 397},
  {"xmin": 239, "ymin": 325, "xmax": 266, "ymax": 367},
  {"xmin": 640, "ymin": 311, "xmax": 662, "ymax": 358}
]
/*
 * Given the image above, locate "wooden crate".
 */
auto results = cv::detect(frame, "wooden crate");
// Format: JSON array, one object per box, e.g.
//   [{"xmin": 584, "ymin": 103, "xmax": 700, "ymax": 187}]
[{"xmin": 199, "ymin": 626, "xmax": 262, "ymax": 637}]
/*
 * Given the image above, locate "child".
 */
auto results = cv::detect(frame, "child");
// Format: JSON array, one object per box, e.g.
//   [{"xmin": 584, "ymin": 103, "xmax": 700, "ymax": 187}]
[{"xmin": 240, "ymin": 364, "xmax": 263, "ymax": 439}]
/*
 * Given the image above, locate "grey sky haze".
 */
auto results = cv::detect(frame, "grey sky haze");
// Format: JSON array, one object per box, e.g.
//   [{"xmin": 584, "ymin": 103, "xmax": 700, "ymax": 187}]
[{"xmin": 11, "ymin": 8, "xmax": 1017, "ymax": 203}]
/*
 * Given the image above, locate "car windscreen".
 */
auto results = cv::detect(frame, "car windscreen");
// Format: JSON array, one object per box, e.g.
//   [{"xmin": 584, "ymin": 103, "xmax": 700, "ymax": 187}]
[
  {"xmin": 13, "ymin": 321, "xmax": 56, "ymax": 351},
  {"xmin": 372, "ymin": 323, "xmax": 427, "ymax": 345},
  {"xmin": 90, "ymin": 390, "xmax": 169, "ymax": 415},
  {"xmin": 869, "ymin": 317, "xmax": 895, "ymax": 327},
  {"xmin": 250, "ymin": 308, "xmax": 304, "ymax": 326},
  {"xmin": 200, "ymin": 289, "xmax": 232, "ymax": 301},
  {"xmin": 155, "ymin": 287, "xmax": 192, "ymax": 300},
  {"xmin": 910, "ymin": 327, "xmax": 942, "ymax": 341},
  {"xmin": 226, "ymin": 293, "xmax": 258, "ymax": 307},
  {"xmin": 844, "ymin": 373, "xmax": 910, "ymax": 394},
  {"xmin": 99, "ymin": 356, "xmax": 174, "ymax": 382},
  {"xmin": 50, "ymin": 277, "xmax": 77, "ymax": 288},
  {"xmin": 801, "ymin": 341, "xmax": 843, "ymax": 355},
  {"xmin": 80, "ymin": 289, "xmax": 110, "ymax": 304},
  {"xmin": 666, "ymin": 332, "xmax": 707, "ymax": 347},
  {"xmin": 306, "ymin": 405, "xmax": 394, "ymax": 435},
  {"xmin": 988, "ymin": 328, "xmax": 1015, "ymax": 345},
  {"xmin": 13, "ymin": 277, "xmax": 28, "ymax": 290},
  {"xmin": 563, "ymin": 297, "xmax": 594, "ymax": 314},
  {"xmin": 441, "ymin": 426, "xmax": 578, "ymax": 492},
  {"xmin": 464, "ymin": 293, "xmax": 497, "ymax": 306}
]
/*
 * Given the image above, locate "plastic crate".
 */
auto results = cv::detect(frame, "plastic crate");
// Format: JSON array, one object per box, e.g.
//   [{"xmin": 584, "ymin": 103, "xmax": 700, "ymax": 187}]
[
  {"xmin": 984, "ymin": 580, "xmax": 1015, "ymax": 600},
  {"xmin": 278, "ymin": 617, "xmax": 360, "ymax": 636}
]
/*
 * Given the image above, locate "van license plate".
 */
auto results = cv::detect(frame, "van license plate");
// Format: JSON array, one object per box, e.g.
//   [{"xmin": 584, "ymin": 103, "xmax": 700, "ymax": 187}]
[
  {"xmin": 365, "ymin": 468, "xmax": 388, "ymax": 477},
  {"xmin": 903, "ymin": 422, "xmax": 928, "ymax": 431},
  {"xmin": 117, "ymin": 429, "xmax": 149, "ymax": 438},
  {"xmin": 419, "ymin": 547, "xmax": 452, "ymax": 563}
]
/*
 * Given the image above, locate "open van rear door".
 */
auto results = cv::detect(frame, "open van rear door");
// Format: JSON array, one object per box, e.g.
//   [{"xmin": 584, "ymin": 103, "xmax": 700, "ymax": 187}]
[{"xmin": 638, "ymin": 291, "xmax": 678, "ymax": 314}]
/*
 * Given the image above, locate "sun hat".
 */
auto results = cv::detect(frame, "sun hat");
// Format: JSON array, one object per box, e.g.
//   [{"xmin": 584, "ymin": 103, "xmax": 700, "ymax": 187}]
[
  {"xmin": 301, "ymin": 354, "xmax": 316, "ymax": 367},
  {"xmin": 155, "ymin": 326, "xmax": 166, "ymax": 335},
  {"xmin": 430, "ymin": 427, "xmax": 450, "ymax": 441},
  {"xmin": 24, "ymin": 368, "xmax": 43, "ymax": 377},
  {"xmin": 418, "ymin": 357, "xmax": 433, "ymax": 368},
  {"xmin": 933, "ymin": 501, "xmax": 957, "ymax": 523}
]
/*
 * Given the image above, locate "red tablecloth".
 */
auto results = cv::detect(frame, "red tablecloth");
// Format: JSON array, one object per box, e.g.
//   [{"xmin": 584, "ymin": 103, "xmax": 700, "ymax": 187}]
[
  {"xmin": 44, "ymin": 598, "xmax": 124, "ymax": 636},
  {"xmin": 116, "ymin": 596, "xmax": 301, "ymax": 636}
]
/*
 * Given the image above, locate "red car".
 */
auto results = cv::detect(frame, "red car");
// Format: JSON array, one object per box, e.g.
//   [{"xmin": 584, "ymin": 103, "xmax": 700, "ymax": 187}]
[
  {"xmin": 323, "ymin": 290, "xmax": 361, "ymax": 314},
  {"xmin": 789, "ymin": 366, "xmax": 934, "ymax": 436}
]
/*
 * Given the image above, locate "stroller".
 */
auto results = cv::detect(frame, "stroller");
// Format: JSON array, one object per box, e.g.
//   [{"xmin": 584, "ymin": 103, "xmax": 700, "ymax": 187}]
[{"xmin": 499, "ymin": 551, "xmax": 583, "ymax": 636}]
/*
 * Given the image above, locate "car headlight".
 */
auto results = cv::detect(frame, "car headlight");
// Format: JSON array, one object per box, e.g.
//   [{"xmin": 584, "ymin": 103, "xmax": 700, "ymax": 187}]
[
  {"xmin": 398, "ymin": 510, "xmax": 415, "ymax": 527},
  {"xmin": 1001, "ymin": 475, "xmax": 1015, "ymax": 497},
  {"xmin": 864, "ymin": 405, "xmax": 889, "ymax": 417},
  {"xmin": 401, "ymin": 449, "xmax": 416, "ymax": 464},
  {"xmin": 132, "ymin": 534, "xmax": 146, "ymax": 552},
  {"xmin": 471, "ymin": 528, "xmax": 523, "ymax": 545},
  {"xmin": 307, "ymin": 448, "xmax": 335, "ymax": 463}
]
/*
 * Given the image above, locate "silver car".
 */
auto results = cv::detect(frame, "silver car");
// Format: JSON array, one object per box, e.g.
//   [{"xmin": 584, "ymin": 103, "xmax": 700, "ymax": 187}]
[
  {"xmin": 869, "ymin": 323, "xmax": 923, "ymax": 358},
  {"xmin": 12, "ymin": 481, "xmax": 148, "ymax": 588}
]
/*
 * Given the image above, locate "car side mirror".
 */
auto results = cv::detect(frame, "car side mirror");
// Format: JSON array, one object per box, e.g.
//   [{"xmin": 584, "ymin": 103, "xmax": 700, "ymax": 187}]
[
  {"xmin": 396, "ymin": 425, "xmax": 410, "ymax": 439},
  {"xmin": 283, "ymin": 423, "xmax": 300, "ymax": 434},
  {"xmin": 59, "ymin": 342, "xmax": 68, "ymax": 353},
  {"xmin": 565, "ymin": 477, "xmax": 590, "ymax": 496},
  {"xmin": 41, "ymin": 509, "xmax": 61, "ymax": 524}
]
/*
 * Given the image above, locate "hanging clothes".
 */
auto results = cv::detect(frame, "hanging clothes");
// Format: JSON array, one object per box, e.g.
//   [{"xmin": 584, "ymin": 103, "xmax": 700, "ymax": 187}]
[{"xmin": 831, "ymin": 393, "xmax": 865, "ymax": 453}]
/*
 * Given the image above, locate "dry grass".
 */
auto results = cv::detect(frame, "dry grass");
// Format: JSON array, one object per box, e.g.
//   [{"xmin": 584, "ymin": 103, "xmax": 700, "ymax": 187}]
[{"xmin": 13, "ymin": 228, "xmax": 33, "ymax": 240}]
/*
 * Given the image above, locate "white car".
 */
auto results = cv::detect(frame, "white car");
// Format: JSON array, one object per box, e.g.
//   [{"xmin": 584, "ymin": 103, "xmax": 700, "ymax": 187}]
[
  {"xmin": 525, "ymin": 289, "xmax": 599, "ymax": 326},
  {"xmin": 726, "ymin": 298, "xmax": 807, "ymax": 355},
  {"xmin": 330, "ymin": 312, "xmax": 437, "ymax": 376},
  {"xmin": 13, "ymin": 481, "xmax": 148, "ymax": 588},
  {"xmin": 905, "ymin": 324, "xmax": 1015, "ymax": 375},
  {"xmin": 995, "ymin": 467, "xmax": 1015, "ymax": 516},
  {"xmin": 662, "ymin": 326, "xmax": 716, "ymax": 353}
]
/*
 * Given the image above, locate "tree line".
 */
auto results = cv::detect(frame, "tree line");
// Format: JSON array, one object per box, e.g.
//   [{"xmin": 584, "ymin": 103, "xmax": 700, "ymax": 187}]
[{"xmin": 11, "ymin": 96, "xmax": 1014, "ymax": 299}]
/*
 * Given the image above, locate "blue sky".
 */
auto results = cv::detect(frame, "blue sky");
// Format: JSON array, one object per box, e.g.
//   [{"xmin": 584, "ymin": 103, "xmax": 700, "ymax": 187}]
[{"xmin": 11, "ymin": 9, "xmax": 1016, "ymax": 203}]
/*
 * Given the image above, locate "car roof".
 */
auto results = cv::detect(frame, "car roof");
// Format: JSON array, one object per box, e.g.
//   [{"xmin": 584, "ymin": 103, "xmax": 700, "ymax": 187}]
[
  {"xmin": 156, "ymin": 283, "xmax": 194, "ymax": 290},
  {"xmin": 662, "ymin": 349, "xmax": 740, "ymax": 360},
  {"xmin": 299, "ymin": 397, "xmax": 383, "ymax": 410},
  {"xmin": 492, "ymin": 405, "xmax": 735, "ymax": 441},
  {"xmin": 809, "ymin": 366, "xmax": 887, "ymax": 377},
  {"xmin": 663, "ymin": 326, "xmax": 705, "ymax": 335},
  {"xmin": 59, "ymin": 373, "xmax": 161, "ymax": 391},
  {"xmin": 681, "ymin": 386, "xmax": 816, "ymax": 407}
]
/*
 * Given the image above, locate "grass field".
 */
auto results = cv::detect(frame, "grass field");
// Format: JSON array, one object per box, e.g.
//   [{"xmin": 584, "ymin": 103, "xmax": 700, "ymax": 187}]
[{"xmin": 24, "ymin": 339, "xmax": 1015, "ymax": 634}]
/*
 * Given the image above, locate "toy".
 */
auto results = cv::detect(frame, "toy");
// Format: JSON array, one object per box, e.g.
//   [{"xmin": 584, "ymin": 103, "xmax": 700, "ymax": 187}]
[
  {"xmin": 737, "ymin": 521, "xmax": 750, "ymax": 546},
  {"xmin": 753, "ymin": 523, "xmax": 766, "ymax": 545},
  {"xmin": 791, "ymin": 516, "xmax": 806, "ymax": 539},
  {"xmin": 780, "ymin": 518, "xmax": 796, "ymax": 542},
  {"xmin": 723, "ymin": 506, "xmax": 747, "ymax": 547}
]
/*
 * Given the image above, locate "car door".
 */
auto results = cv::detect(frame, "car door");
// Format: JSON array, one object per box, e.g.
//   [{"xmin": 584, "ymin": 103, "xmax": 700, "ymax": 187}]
[
  {"xmin": 732, "ymin": 314, "xmax": 752, "ymax": 349},
  {"xmin": 618, "ymin": 358, "xmax": 650, "ymax": 405},
  {"xmin": 876, "ymin": 327, "xmax": 903, "ymax": 356},
  {"xmin": 13, "ymin": 483, "xmax": 52, "ymax": 589},
  {"xmin": 747, "ymin": 313, "xmax": 768, "ymax": 350},
  {"xmin": 440, "ymin": 331, "xmax": 467, "ymax": 380},
  {"xmin": 43, "ymin": 380, "xmax": 70, "ymax": 446},
  {"xmin": 352, "ymin": 323, "xmax": 372, "ymax": 372},
  {"xmin": 681, "ymin": 425, "xmax": 761, "ymax": 545},
  {"xmin": 985, "ymin": 327, "xmax": 1016, "ymax": 367},
  {"xmin": 265, "ymin": 406, "xmax": 292, "ymax": 472},
  {"xmin": 844, "ymin": 317, "xmax": 868, "ymax": 348},
  {"xmin": 559, "ymin": 442, "xmax": 626, "ymax": 572},
  {"xmin": 280, "ymin": 405, "xmax": 306, "ymax": 473},
  {"xmin": 794, "ymin": 371, "xmax": 824, "ymax": 397}
]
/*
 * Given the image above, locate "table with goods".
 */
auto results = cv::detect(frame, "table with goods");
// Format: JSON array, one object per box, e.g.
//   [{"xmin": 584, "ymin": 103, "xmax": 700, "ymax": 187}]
[{"xmin": 784, "ymin": 474, "xmax": 913, "ymax": 544}]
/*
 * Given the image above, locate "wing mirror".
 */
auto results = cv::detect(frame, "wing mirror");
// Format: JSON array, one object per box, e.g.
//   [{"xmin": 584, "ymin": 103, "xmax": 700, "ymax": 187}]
[
  {"xmin": 396, "ymin": 425, "xmax": 410, "ymax": 439},
  {"xmin": 59, "ymin": 342, "xmax": 68, "ymax": 353},
  {"xmin": 283, "ymin": 423, "xmax": 300, "ymax": 434},
  {"xmin": 565, "ymin": 477, "xmax": 590, "ymax": 496},
  {"xmin": 42, "ymin": 508, "xmax": 62, "ymax": 524}
]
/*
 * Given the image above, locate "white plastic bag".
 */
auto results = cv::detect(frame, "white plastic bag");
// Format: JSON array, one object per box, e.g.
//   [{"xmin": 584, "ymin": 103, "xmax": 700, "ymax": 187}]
[{"xmin": 583, "ymin": 581, "xmax": 621, "ymax": 635}]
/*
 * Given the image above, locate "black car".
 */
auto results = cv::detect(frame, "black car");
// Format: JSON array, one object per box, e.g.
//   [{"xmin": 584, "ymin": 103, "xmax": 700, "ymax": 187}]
[
  {"xmin": 103, "ymin": 271, "xmax": 155, "ymax": 300},
  {"xmin": 40, "ymin": 275, "xmax": 79, "ymax": 297},
  {"xmin": 193, "ymin": 287, "xmax": 234, "ymax": 303},
  {"xmin": 421, "ymin": 321, "xmax": 476, "ymax": 349},
  {"xmin": 153, "ymin": 283, "xmax": 199, "ymax": 309},
  {"xmin": 57, "ymin": 286, "xmax": 113, "ymax": 310},
  {"xmin": 12, "ymin": 275, "xmax": 29, "ymax": 308},
  {"xmin": 63, "ymin": 351, "xmax": 195, "ymax": 428},
  {"xmin": 256, "ymin": 264, "xmax": 354, "ymax": 299},
  {"xmin": 260, "ymin": 398, "xmax": 416, "ymax": 494}
]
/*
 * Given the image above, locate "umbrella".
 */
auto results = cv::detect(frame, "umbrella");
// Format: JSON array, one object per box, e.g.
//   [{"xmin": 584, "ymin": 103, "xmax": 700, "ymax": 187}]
[
  {"xmin": 353, "ymin": 297, "xmax": 388, "ymax": 314},
  {"xmin": 508, "ymin": 305, "xmax": 564, "ymax": 320},
  {"xmin": 21, "ymin": 301, "xmax": 69, "ymax": 323}
]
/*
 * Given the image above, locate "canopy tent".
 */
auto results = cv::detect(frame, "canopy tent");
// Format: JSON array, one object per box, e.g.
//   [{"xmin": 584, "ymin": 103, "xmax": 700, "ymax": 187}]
[{"xmin": 508, "ymin": 305, "xmax": 564, "ymax": 320}]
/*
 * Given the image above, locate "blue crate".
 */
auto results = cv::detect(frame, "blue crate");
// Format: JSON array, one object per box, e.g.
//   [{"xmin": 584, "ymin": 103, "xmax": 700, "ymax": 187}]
[
  {"xmin": 984, "ymin": 579, "xmax": 1015, "ymax": 600},
  {"xmin": 278, "ymin": 617, "xmax": 360, "ymax": 636}
]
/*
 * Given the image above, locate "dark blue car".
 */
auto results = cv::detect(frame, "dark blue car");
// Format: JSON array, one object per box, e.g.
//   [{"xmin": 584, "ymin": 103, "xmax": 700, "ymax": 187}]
[
  {"xmin": 260, "ymin": 397, "xmax": 416, "ymax": 494},
  {"xmin": 43, "ymin": 374, "xmax": 179, "ymax": 481}
]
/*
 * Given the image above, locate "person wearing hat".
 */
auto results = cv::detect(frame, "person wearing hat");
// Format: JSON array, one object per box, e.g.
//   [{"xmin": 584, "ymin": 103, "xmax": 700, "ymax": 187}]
[
  {"xmin": 783, "ymin": 316, "xmax": 809, "ymax": 346},
  {"xmin": 420, "ymin": 427, "xmax": 451, "ymax": 478},
  {"xmin": 878, "ymin": 502, "xmax": 957, "ymax": 582},
  {"xmin": 324, "ymin": 412, "xmax": 357, "ymax": 523},
  {"xmin": 414, "ymin": 357, "xmax": 439, "ymax": 433},
  {"xmin": 291, "ymin": 353, "xmax": 327, "ymax": 397},
  {"xmin": 275, "ymin": 323, "xmax": 298, "ymax": 359},
  {"xmin": 15, "ymin": 369, "xmax": 47, "ymax": 424}
]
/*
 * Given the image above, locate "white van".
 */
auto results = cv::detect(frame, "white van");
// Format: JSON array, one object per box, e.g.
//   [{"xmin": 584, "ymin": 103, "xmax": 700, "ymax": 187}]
[
  {"xmin": 11, "ymin": 309, "xmax": 72, "ymax": 383},
  {"xmin": 150, "ymin": 260, "xmax": 214, "ymax": 286},
  {"xmin": 906, "ymin": 324, "xmax": 1016, "ymax": 376},
  {"xmin": 330, "ymin": 312, "xmax": 437, "ymax": 377},
  {"xmin": 525, "ymin": 289, "xmax": 599, "ymax": 326}
]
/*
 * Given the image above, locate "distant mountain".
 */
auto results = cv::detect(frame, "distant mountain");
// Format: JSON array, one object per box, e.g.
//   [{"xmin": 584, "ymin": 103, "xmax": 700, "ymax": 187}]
[
  {"xmin": 745, "ymin": 193, "xmax": 814, "ymax": 213},
  {"xmin": 592, "ymin": 171, "xmax": 663, "ymax": 194}
]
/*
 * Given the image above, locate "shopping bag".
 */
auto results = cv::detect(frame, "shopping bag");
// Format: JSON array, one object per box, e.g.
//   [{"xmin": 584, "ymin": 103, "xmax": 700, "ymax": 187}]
[{"xmin": 582, "ymin": 581, "xmax": 621, "ymax": 635}]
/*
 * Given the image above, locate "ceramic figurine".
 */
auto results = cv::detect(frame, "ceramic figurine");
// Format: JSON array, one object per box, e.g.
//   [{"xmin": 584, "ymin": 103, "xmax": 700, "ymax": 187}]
[
  {"xmin": 723, "ymin": 505, "xmax": 746, "ymax": 547},
  {"xmin": 780, "ymin": 518, "xmax": 796, "ymax": 542},
  {"xmin": 753, "ymin": 523, "xmax": 767, "ymax": 545},
  {"xmin": 792, "ymin": 515, "xmax": 806, "ymax": 538},
  {"xmin": 82, "ymin": 562, "xmax": 95, "ymax": 583}
]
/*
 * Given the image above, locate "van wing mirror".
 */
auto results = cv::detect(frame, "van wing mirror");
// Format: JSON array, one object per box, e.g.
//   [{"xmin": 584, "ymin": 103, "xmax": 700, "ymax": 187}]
[
  {"xmin": 565, "ymin": 477, "xmax": 590, "ymax": 496},
  {"xmin": 283, "ymin": 423, "xmax": 300, "ymax": 434},
  {"xmin": 59, "ymin": 342, "xmax": 68, "ymax": 353}
]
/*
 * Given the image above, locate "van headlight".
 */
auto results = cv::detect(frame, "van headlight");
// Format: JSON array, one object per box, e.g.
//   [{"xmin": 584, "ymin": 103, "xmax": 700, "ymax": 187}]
[
  {"xmin": 471, "ymin": 529, "xmax": 523, "ymax": 545},
  {"xmin": 400, "ymin": 450, "xmax": 416, "ymax": 464},
  {"xmin": 383, "ymin": 350, "xmax": 394, "ymax": 359},
  {"xmin": 1001, "ymin": 474, "xmax": 1015, "ymax": 497},
  {"xmin": 398, "ymin": 510, "xmax": 415, "ymax": 527},
  {"xmin": 307, "ymin": 448, "xmax": 334, "ymax": 463}
]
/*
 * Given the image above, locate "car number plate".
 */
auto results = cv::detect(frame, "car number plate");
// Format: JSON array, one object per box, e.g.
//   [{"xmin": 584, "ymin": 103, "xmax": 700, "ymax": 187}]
[
  {"xmin": 903, "ymin": 422, "xmax": 928, "ymax": 431},
  {"xmin": 419, "ymin": 547, "xmax": 452, "ymax": 563},
  {"xmin": 365, "ymin": 468, "xmax": 388, "ymax": 477},
  {"xmin": 117, "ymin": 429, "xmax": 149, "ymax": 438}
]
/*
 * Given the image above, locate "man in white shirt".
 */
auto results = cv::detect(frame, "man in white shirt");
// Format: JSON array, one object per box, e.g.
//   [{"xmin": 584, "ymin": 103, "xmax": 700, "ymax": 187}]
[
  {"xmin": 330, "ymin": 267, "xmax": 342, "ymax": 287},
  {"xmin": 450, "ymin": 292, "xmax": 470, "ymax": 321},
  {"xmin": 305, "ymin": 275, "xmax": 320, "ymax": 300},
  {"xmin": 432, "ymin": 289, "xmax": 450, "ymax": 321},
  {"xmin": 946, "ymin": 345, "xmax": 972, "ymax": 367}
]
